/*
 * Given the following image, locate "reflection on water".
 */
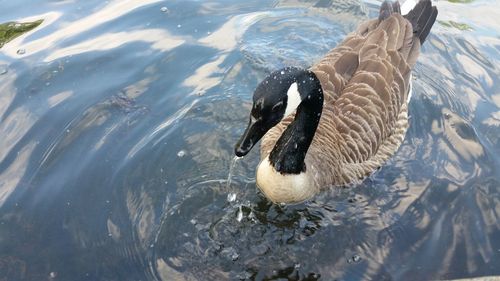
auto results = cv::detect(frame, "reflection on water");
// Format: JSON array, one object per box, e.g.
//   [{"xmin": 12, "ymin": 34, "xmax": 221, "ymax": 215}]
[{"xmin": 0, "ymin": 0, "xmax": 499, "ymax": 280}]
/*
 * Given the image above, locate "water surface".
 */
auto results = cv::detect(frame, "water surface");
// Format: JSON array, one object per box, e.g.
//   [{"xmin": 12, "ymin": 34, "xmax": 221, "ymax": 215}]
[{"xmin": 0, "ymin": 0, "xmax": 499, "ymax": 280}]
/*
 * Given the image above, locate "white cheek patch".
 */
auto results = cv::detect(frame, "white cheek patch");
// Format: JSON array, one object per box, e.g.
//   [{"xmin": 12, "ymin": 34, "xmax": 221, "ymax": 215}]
[{"xmin": 284, "ymin": 82, "xmax": 302, "ymax": 117}]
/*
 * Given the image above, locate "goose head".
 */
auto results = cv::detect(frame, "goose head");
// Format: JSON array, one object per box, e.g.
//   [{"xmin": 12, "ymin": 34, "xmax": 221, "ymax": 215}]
[{"xmin": 235, "ymin": 66, "xmax": 322, "ymax": 158}]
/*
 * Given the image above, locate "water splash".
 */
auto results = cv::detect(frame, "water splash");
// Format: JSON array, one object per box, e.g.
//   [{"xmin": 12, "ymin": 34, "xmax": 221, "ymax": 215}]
[
  {"xmin": 226, "ymin": 156, "xmax": 241, "ymax": 202},
  {"xmin": 236, "ymin": 205, "xmax": 244, "ymax": 222},
  {"xmin": 226, "ymin": 156, "xmax": 247, "ymax": 222},
  {"xmin": 227, "ymin": 192, "xmax": 237, "ymax": 202}
]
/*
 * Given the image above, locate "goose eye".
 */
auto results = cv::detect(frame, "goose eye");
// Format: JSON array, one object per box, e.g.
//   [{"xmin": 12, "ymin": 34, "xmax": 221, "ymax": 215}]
[{"xmin": 272, "ymin": 101, "xmax": 284, "ymax": 112}]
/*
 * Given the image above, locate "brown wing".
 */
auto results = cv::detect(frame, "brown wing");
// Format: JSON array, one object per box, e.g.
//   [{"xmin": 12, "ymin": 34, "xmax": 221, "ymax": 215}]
[
  {"xmin": 329, "ymin": 14, "xmax": 414, "ymax": 163},
  {"xmin": 262, "ymin": 14, "xmax": 416, "ymax": 170}
]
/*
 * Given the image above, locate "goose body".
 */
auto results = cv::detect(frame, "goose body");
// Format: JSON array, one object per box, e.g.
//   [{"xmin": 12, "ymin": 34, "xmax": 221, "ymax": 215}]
[{"xmin": 235, "ymin": 0, "xmax": 438, "ymax": 203}]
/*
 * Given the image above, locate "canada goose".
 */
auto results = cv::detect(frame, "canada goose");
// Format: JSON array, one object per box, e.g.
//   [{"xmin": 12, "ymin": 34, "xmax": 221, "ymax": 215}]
[{"xmin": 234, "ymin": 0, "xmax": 438, "ymax": 203}]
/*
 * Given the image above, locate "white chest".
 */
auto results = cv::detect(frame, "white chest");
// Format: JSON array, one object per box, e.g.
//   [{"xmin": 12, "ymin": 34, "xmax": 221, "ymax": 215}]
[{"xmin": 255, "ymin": 157, "xmax": 318, "ymax": 203}]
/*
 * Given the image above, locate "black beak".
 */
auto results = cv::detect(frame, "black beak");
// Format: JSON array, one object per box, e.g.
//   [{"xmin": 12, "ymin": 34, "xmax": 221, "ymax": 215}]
[{"xmin": 234, "ymin": 116, "xmax": 266, "ymax": 157}]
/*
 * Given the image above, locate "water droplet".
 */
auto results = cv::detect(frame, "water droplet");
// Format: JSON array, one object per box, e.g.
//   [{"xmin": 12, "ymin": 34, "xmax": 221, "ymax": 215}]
[
  {"xmin": 105, "ymin": 200, "xmax": 110, "ymax": 204},
  {"xmin": 236, "ymin": 206, "xmax": 244, "ymax": 222},
  {"xmin": 17, "ymin": 49, "xmax": 26, "ymax": 55},
  {"xmin": 108, "ymin": 233, "xmax": 112, "ymax": 237},
  {"xmin": 280, "ymin": 71, "xmax": 285, "ymax": 75},
  {"xmin": 177, "ymin": 24, "xmax": 182, "ymax": 28},
  {"xmin": 160, "ymin": 6, "xmax": 168, "ymax": 13},
  {"xmin": 177, "ymin": 150, "xmax": 186, "ymax": 157},
  {"xmin": 248, "ymin": 211, "xmax": 257, "ymax": 223},
  {"xmin": 227, "ymin": 193, "xmax": 237, "ymax": 202},
  {"xmin": 207, "ymin": 31, "xmax": 211, "ymax": 35},
  {"xmin": 45, "ymin": 82, "xmax": 51, "ymax": 87},
  {"xmin": 444, "ymin": 112, "xmax": 451, "ymax": 119},
  {"xmin": 49, "ymin": 272, "xmax": 57, "ymax": 278},
  {"xmin": 348, "ymin": 254, "xmax": 361, "ymax": 263},
  {"xmin": 150, "ymin": 244, "xmax": 154, "ymax": 248},
  {"xmin": 294, "ymin": 263, "xmax": 301, "ymax": 269},
  {"xmin": 0, "ymin": 67, "xmax": 7, "ymax": 75},
  {"xmin": 164, "ymin": 180, "xmax": 168, "ymax": 184},
  {"xmin": 294, "ymin": 143, "xmax": 298, "ymax": 150},
  {"xmin": 190, "ymin": 219, "xmax": 197, "ymax": 224}
]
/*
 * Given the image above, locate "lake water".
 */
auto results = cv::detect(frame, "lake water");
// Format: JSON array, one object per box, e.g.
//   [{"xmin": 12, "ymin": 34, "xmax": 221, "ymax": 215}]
[{"xmin": 0, "ymin": 0, "xmax": 499, "ymax": 280}]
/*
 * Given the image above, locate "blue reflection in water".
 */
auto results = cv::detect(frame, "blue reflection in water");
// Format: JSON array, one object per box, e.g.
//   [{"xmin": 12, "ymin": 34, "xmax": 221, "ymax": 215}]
[{"xmin": 0, "ymin": 0, "xmax": 499, "ymax": 280}]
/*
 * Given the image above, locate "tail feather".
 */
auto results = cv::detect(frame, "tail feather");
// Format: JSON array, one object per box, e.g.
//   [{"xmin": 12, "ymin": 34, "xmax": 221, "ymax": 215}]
[
  {"xmin": 403, "ymin": 0, "xmax": 438, "ymax": 44},
  {"xmin": 379, "ymin": 1, "xmax": 402, "ymax": 20},
  {"xmin": 379, "ymin": 1, "xmax": 395, "ymax": 21},
  {"xmin": 392, "ymin": 1, "xmax": 401, "ymax": 14}
]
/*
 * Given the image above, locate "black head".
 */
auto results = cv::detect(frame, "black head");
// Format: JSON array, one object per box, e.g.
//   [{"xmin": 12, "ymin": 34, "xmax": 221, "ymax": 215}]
[{"xmin": 234, "ymin": 67, "xmax": 319, "ymax": 157}]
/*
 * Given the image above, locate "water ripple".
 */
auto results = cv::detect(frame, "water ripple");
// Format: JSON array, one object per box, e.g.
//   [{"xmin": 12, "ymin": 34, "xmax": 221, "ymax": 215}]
[{"xmin": 0, "ymin": 0, "xmax": 499, "ymax": 280}]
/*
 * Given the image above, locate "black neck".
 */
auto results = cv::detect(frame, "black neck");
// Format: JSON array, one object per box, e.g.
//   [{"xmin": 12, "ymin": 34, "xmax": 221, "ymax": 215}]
[{"xmin": 269, "ymin": 72, "xmax": 323, "ymax": 174}]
